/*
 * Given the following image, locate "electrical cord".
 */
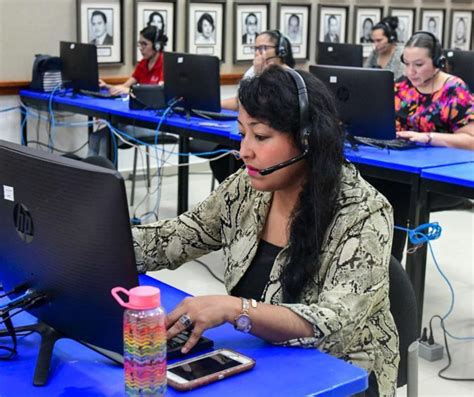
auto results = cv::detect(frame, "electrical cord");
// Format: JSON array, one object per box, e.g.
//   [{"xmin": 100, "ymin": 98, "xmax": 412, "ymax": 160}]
[
  {"xmin": 193, "ymin": 259, "xmax": 224, "ymax": 284},
  {"xmin": 429, "ymin": 315, "xmax": 474, "ymax": 382}
]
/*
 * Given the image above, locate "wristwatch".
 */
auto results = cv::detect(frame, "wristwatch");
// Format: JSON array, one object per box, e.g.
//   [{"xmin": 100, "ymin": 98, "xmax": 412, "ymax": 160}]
[{"xmin": 234, "ymin": 298, "xmax": 256, "ymax": 333}]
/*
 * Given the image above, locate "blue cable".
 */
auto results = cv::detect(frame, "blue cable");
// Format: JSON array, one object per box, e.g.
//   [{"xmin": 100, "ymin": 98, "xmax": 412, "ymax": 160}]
[
  {"xmin": 47, "ymin": 83, "xmax": 63, "ymax": 151},
  {"xmin": 396, "ymin": 222, "xmax": 474, "ymax": 341},
  {"xmin": 0, "ymin": 106, "xmax": 20, "ymax": 113}
]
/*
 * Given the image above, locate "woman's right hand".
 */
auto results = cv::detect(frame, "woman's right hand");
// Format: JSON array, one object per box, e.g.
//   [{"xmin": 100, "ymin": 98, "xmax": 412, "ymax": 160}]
[
  {"xmin": 253, "ymin": 50, "xmax": 267, "ymax": 75},
  {"xmin": 108, "ymin": 85, "xmax": 130, "ymax": 96}
]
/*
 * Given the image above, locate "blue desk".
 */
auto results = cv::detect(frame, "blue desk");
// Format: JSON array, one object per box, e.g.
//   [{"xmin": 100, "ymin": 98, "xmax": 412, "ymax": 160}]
[
  {"xmin": 0, "ymin": 275, "xmax": 368, "ymax": 396},
  {"xmin": 345, "ymin": 145, "xmax": 474, "ymax": 328},
  {"xmin": 19, "ymin": 90, "xmax": 240, "ymax": 215},
  {"xmin": 421, "ymin": 162, "xmax": 474, "ymax": 191}
]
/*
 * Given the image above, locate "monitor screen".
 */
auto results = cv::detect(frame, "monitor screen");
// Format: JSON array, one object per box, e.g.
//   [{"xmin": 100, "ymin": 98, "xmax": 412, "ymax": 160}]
[
  {"xmin": 60, "ymin": 41, "xmax": 100, "ymax": 92},
  {"xmin": 316, "ymin": 42, "xmax": 363, "ymax": 67},
  {"xmin": 443, "ymin": 49, "xmax": 474, "ymax": 92},
  {"xmin": 164, "ymin": 52, "xmax": 221, "ymax": 113},
  {"xmin": 0, "ymin": 140, "xmax": 138, "ymax": 354},
  {"xmin": 310, "ymin": 65, "xmax": 396, "ymax": 140}
]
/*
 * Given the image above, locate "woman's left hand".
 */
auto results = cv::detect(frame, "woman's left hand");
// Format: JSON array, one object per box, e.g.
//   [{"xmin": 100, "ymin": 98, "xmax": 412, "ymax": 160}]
[
  {"xmin": 166, "ymin": 295, "xmax": 240, "ymax": 353},
  {"xmin": 396, "ymin": 130, "xmax": 431, "ymax": 144}
]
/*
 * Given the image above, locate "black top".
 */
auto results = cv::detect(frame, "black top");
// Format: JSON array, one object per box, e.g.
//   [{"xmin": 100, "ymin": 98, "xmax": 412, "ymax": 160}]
[{"xmin": 231, "ymin": 240, "xmax": 283, "ymax": 300}]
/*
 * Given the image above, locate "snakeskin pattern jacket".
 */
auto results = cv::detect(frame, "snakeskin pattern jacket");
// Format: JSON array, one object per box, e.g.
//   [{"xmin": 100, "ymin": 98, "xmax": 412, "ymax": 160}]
[{"xmin": 133, "ymin": 162, "xmax": 399, "ymax": 396}]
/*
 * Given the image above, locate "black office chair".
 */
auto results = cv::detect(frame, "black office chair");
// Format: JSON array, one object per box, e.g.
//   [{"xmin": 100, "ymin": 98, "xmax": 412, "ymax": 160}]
[{"xmin": 388, "ymin": 255, "xmax": 419, "ymax": 396}]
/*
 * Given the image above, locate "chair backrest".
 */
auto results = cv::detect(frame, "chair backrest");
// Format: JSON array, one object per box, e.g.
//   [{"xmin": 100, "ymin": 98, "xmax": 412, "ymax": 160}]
[{"xmin": 388, "ymin": 255, "xmax": 418, "ymax": 387}]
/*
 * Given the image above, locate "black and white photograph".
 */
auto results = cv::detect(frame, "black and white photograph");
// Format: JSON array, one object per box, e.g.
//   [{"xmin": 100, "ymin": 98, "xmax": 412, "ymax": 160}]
[
  {"xmin": 234, "ymin": 3, "xmax": 269, "ymax": 62},
  {"xmin": 187, "ymin": 1, "xmax": 225, "ymax": 60},
  {"xmin": 134, "ymin": 1, "xmax": 176, "ymax": 63},
  {"xmin": 78, "ymin": 0, "xmax": 123, "ymax": 64},
  {"xmin": 278, "ymin": 4, "xmax": 311, "ymax": 60},
  {"xmin": 420, "ymin": 9, "xmax": 445, "ymax": 45},
  {"xmin": 318, "ymin": 5, "xmax": 348, "ymax": 44},
  {"xmin": 389, "ymin": 7, "xmax": 416, "ymax": 44},
  {"xmin": 450, "ymin": 10, "xmax": 473, "ymax": 51},
  {"xmin": 355, "ymin": 7, "xmax": 382, "ymax": 57}
]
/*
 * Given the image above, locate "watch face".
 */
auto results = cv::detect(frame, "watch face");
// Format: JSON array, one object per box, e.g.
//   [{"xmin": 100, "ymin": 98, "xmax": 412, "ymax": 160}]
[{"xmin": 235, "ymin": 314, "xmax": 251, "ymax": 332}]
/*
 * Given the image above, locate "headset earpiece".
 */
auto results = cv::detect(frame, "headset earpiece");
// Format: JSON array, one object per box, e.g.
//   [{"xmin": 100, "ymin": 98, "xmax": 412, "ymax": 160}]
[
  {"xmin": 153, "ymin": 27, "xmax": 162, "ymax": 52},
  {"xmin": 275, "ymin": 30, "xmax": 288, "ymax": 58},
  {"xmin": 285, "ymin": 69, "xmax": 310, "ymax": 150},
  {"xmin": 382, "ymin": 21, "xmax": 396, "ymax": 43}
]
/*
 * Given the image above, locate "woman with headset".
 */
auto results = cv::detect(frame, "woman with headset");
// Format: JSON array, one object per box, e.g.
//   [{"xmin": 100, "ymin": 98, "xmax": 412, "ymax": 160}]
[
  {"xmin": 395, "ymin": 32, "xmax": 473, "ymax": 148},
  {"xmin": 364, "ymin": 17, "xmax": 404, "ymax": 80},
  {"xmin": 100, "ymin": 26, "xmax": 168, "ymax": 95},
  {"xmin": 90, "ymin": 26, "xmax": 169, "ymax": 157},
  {"xmin": 133, "ymin": 66, "xmax": 398, "ymax": 396},
  {"xmin": 369, "ymin": 31, "xmax": 473, "ymax": 262},
  {"xmin": 193, "ymin": 30, "xmax": 295, "ymax": 183}
]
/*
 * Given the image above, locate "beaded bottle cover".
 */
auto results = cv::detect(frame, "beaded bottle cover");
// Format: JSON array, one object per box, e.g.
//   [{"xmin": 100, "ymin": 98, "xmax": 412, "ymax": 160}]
[{"xmin": 124, "ymin": 313, "xmax": 167, "ymax": 396}]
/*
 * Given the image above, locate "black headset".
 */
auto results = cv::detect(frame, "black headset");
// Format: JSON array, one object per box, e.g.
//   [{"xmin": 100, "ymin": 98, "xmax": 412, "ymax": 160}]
[
  {"xmin": 381, "ymin": 21, "xmax": 396, "ymax": 43},
  {"xmin": 285, "ymin": 68, "xmax": 310, "ymax": 150},
  {"xmin": 401, "ymin": 31, "xmax": 446, "ymax": 68},
  {"xmin": 153, "ymin": 27, "xmax": 162, "ymax": 52},
  {"xmin": 274, "ymin": 30, "xmax": 288, "ymax": 58}
]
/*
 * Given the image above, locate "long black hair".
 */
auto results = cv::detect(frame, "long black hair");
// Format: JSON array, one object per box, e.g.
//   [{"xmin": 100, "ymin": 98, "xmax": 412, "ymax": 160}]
[{"xmin": 238, "ymin": 66, "xmax": 345, "ymax": 302}]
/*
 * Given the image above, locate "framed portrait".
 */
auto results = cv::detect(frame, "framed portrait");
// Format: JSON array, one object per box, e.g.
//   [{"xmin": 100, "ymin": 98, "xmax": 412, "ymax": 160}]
[
  {"xmin": 318, "ymin": 5, "xmax": 348, "ymax": 45},
  {"xmin": 77, "ymin": 0, "xmax": 124, "ymax": 64},
  {"xmin": 449, "ymin": 10, "xmax": 473, "ymax": 51},
  {"xmin": 389, "ymin": 7, "xmax": 416, "ymax": 45},
  {"xmin": 278, "ymin": 3, "xmax": 311, "ymax": 60},
  {"xmin": 420, "ymin": 9, "xmax": 445, "ymax": 46},
  {"xmin": 354, "ymin": 7, "xmax": 383, "ymax": 57},
  {"xmin": 234, "ymin": 2, "xmax": 269, "ymax": 63},
  {"xmin": 186, "ymin": 0, "xmax": 226, "ymax": 61},
  {"xmin": 133, "ymin": 0, "xmax": 176, "ymax": 63}
]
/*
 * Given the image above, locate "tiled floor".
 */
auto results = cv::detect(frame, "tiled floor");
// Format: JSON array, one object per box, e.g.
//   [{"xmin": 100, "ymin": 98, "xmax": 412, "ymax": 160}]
[{"xmin": 128, "ymin": 163, "xmax": 474, "ymax": 397}]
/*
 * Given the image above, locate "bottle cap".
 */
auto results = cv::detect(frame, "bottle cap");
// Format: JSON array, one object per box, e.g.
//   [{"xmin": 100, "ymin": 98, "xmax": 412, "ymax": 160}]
[{"xmin": 111, "ymin": 286, "xmax": 161, "ymax": 310}]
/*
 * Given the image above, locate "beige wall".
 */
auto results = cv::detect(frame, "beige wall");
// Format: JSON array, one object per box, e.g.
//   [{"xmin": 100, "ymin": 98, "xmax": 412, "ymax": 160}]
[{"xmin": 1, "ymin": 0, "xmax": 472, "ymax": 81}]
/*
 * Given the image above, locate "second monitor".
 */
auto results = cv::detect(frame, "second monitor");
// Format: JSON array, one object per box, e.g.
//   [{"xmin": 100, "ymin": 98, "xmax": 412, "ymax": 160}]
[
  {"xmin": 316, "ymin": 42, "xmax": 363, "ymax": 67},
  {"xmin": 310, "ymin": 65, "xmax": 396, "ymax": 141}
]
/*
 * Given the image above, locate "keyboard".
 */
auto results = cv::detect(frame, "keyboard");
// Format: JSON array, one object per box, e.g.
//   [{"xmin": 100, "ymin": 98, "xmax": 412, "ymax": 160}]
[
  {"xmin": 79, "ymin": 89, "xmax": 122, "ymax": 100},
  {"xmin": 354, "ymin": 136, "xmax": 419, "ymax": 150},
  {"xmin": 167, "ymin": 331, "xmax": 214, "ymax": 360},
  {"xmin": 172, "ymin": 107, "xmax": 237, "ymax": 121}
]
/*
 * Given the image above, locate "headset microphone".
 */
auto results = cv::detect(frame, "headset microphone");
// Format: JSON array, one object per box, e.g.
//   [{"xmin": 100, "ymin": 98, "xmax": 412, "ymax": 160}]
[
  {"xmin": 258, "ymin": 149, "xmax": 308, "ymax": 175},
  {"xmin": 421, "ymin": 69, "xmax": 440, "ymax": 85}
]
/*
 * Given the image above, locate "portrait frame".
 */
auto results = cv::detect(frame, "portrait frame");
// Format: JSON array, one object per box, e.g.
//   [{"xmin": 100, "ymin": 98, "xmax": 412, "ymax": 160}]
[
  {"xmin": 277, "ymin": 3, "xmax": 311, "ymax": 61},
  {"xmin": 389, "ymin": 7, "xmax": 416, "ymax": 45},
  {"xmin": 186, "ymin": 0, "xmax": 226, "ymax": 61},
  {"xmin": 133, "ymin": 0, "xmax": 177, "ymax": 64},
  {"xmin": 318, "ymin": 5, "xmax": 349, "ymax": 45},
  {"xmin": 77, "ymin": 0, "xmax": 124, "ymax": 64},
  {"xmin": 354, "ymin": 7, "xmax": 383, "ymax": 57},
  {"xmin": 420, "ymin": 9, "xmax": 445, "ymax": 46},
  {"xmin": 449, "ymin": 10, "xmax": 473, "ymax": 51},
  {"xmin": 233, "ymin": 2, "xmax": 270, "ymax": 63}
]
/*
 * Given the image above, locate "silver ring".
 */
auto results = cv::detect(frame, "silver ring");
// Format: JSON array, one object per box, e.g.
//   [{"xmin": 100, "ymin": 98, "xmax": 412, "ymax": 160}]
[{"xmin": 178, "ymin": 313, "xmax": 193, "ymax": 328}]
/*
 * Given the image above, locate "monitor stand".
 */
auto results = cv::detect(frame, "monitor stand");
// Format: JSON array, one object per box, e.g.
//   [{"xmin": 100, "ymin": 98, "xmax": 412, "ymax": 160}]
[{"xmin": 0, "ymin": 321, "xmax": 64, "ymax": 386}]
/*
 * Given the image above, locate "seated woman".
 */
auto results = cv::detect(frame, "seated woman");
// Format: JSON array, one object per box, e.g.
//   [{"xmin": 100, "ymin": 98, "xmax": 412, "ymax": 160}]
[
  {"xmin": 364, "ymin": 17, "xmax": 404, "ymax": 80},
  {"xmin": 133, "ymin": 66, "xmax": 399, "ymax": 396},
  {"xmin": 369, "ymin": 31, "xmax": 474, "ymax": 261},
  {"xmin": 89, "ymin": 26, "xmax": 169, "ymax": 158},
  {"xmin": 194, "ymin": 30, "xmax": 295, "ymax": 184}
]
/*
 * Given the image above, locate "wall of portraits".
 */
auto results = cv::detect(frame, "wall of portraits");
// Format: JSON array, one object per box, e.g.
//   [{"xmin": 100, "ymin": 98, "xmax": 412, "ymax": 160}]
[{"xmin": 1, "ymin": 0, "xmax": 473, "ymax": 81}]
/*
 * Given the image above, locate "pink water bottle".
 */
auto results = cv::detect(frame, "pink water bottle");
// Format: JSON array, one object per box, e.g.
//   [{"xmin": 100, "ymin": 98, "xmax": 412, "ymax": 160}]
[{"xmin": 112, "ymin": 286, "xmax": 167, "ymax": 396}]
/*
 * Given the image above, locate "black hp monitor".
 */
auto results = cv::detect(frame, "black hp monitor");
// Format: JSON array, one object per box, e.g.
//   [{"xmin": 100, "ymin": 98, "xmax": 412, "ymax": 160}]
[
  {"xmin": 0, "ymin": 140, "xmax": 138, "ymax": 384},
  {"xmin": 443, "ymin": 49, "xmax": 474, "ymax": 92},
  {"xmin": 164, "ymin": 52, "xmax": 221, "ymax": 113},
  {"xmin": 310, "ymin": 65, "xmax": 396, "ymax": 140},
  {"xmin": 60, "ymin": 41, "xmax": 100, "ymax": 92},
  {"xmin": 316, "ymin": 42, "xmax": 363, "ymax": 67}
]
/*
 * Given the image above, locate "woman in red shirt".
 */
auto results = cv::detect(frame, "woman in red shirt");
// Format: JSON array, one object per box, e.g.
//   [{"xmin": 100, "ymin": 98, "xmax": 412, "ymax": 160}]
[{"xmin": 101, "ymin": 26, "xmax": 167, "ymax": 95}]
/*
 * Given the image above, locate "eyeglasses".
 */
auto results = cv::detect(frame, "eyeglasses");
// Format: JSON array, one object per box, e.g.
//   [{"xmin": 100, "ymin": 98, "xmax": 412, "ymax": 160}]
[
  {"xmin": 137, "ymin": 40, "xmax": 150, "ymax": 48},
  {"xmin": 254, "ymin": 45, "xmax": 276, "ymax": 53}
]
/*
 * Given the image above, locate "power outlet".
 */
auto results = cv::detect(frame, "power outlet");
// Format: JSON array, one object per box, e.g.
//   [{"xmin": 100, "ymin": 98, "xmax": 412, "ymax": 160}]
[{"xmin": 419, "ymin": 340, "xmax": 444, "ymax": 361}]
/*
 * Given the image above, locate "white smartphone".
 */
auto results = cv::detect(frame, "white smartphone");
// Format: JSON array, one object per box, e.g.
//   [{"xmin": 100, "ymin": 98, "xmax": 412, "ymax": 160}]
[{"xmin": 167, "ymin": 348, "xmax": 255, "ymax": 391}]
